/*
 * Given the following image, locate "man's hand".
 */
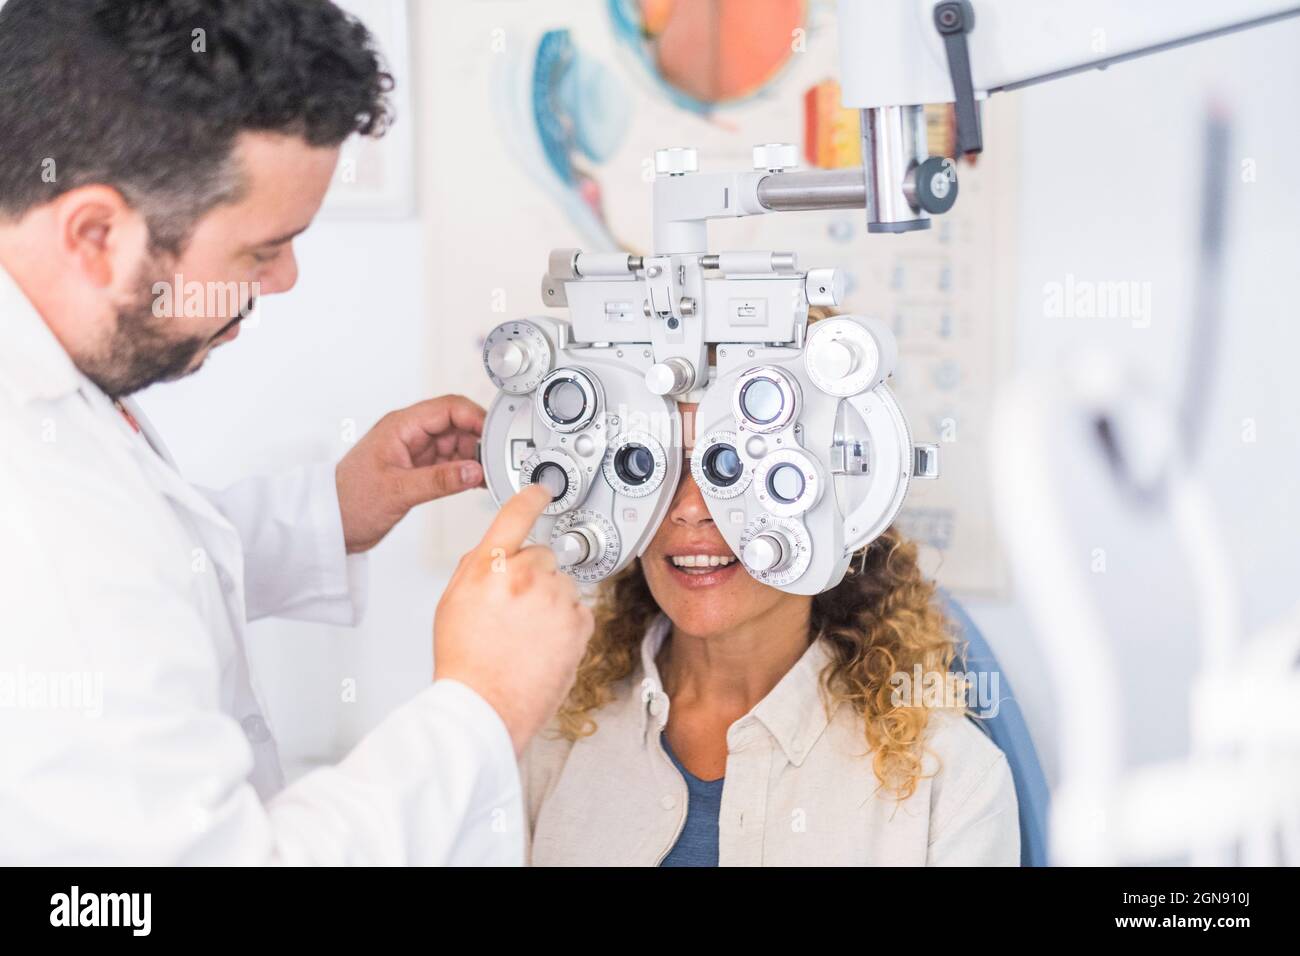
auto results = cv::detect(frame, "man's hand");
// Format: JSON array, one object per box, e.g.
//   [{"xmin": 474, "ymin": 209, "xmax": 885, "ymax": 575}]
[
  {"xmin": 336, "ymin": 395, "xmax": 486, "ymax": 554},
  {"xmin": 433, "ymin": 484, "xmax": 594, "ymax": 756}
]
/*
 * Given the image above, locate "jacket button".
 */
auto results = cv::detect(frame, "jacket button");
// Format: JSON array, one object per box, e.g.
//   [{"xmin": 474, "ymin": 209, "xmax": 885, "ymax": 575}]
[
  {"xmin": 648, "ymin": 696, "xmax": 666, "ymax": 718},
  {"xmin": 660, "ymin": 795, "xmax": 676, "ymax": 811},
  {"xmin": 241, "ymin": 714, "xmax": 271, "ymax": 743}
]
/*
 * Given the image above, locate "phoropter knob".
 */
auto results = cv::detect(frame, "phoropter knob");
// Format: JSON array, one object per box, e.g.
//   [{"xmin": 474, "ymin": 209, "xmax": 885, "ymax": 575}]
[
  {"xmin": 487, "ymin": 340, "xmax": 528, "ymax": 379},
  {"xmin": 908, "ymin": 156, "xmax": 959, "ymax": 215},
  {"xmin": 742, "ymin": 532, "xmax": 790, "ymax": 573}
]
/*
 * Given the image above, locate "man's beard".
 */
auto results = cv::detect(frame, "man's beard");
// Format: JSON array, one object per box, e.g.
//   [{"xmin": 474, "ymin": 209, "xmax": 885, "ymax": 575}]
[{"xmin": 79, "ymin": 257, "xmax": 228, "ymax": 400}]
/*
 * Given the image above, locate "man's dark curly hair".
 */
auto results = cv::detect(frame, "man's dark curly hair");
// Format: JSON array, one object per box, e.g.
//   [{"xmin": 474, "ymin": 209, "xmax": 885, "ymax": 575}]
[{"xmin": 0, "ymin": 0, "xmax": 393, "ymax": 253}]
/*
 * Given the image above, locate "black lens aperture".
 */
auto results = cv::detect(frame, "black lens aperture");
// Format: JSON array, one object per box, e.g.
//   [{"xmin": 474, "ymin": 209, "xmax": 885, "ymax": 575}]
[
  {"xmin": 702, "ymin": 444, "xmax": 742, "ymax": 487},
  {"xmin": 614, "ymin": 444, "xmax": 655, "ymax": 485},
  {"xmin": 532, "ymin": 462, "xmax": 569, "ymax": 501}
]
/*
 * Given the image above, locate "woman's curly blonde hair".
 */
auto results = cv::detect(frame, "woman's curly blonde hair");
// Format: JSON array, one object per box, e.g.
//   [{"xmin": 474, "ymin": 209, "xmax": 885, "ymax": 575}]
[{"xmin": 554, "ymin": 528, "xmax": 966, "ymax": 800}]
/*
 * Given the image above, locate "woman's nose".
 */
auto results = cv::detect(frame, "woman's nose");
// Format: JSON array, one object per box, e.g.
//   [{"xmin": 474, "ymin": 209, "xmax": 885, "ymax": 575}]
[{"xmin": 669, "ymin": 470, "xmax": 714, "ymax": 527}]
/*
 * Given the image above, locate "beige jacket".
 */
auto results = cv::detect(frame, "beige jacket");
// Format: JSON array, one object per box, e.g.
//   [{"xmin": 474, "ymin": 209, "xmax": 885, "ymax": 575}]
[{"xmin": 521, "ymin": 614, "xmax": 1020, "ymax": 866}]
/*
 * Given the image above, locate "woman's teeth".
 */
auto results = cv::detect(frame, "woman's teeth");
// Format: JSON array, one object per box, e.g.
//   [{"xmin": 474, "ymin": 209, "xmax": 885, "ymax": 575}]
[{"xmin": 670, "ymin": 554, "xmax": 736, "ymax": 571}]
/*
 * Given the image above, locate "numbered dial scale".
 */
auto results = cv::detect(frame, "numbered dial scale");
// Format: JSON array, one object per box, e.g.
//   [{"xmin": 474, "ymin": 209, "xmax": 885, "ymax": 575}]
[{"xmin": 549, "ymin": 510, "xmax": 621, "ymax": 583}]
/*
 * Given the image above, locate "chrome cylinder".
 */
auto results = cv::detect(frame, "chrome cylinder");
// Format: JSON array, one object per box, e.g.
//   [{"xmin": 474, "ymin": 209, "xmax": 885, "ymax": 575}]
[
  {"xmin": 860, "ymin": 105, "xmax": 930, "ymax": 233},
  {"xmin": 756, "ymin": 167, "xmax": 866, "ymax": 211}
]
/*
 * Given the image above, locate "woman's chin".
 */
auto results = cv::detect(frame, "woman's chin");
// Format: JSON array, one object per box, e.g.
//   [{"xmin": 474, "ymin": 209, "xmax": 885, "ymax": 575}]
[
  {"xmin": 646, "ymin": 557, "xmax": 764, "ymax": 637},
  {"xmin": 663, "ymin": 606, "xmax": 742, "ymax": 640}
]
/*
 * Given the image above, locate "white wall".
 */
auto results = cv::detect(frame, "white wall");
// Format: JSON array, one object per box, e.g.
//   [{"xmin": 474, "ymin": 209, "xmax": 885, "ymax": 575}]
[{"xmin": 140, "ymin": 8, "xmax": 1300, "ymax": 795}]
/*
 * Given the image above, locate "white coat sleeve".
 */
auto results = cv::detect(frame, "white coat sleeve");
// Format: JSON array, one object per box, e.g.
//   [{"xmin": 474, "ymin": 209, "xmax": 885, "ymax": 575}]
[
  {"xmin": 199, "ymin": 462, "xmax": 368, "ymax": 625},
  {"xmin": 0, "ymin": 453, "xmax": 523, "ymax": 866}
]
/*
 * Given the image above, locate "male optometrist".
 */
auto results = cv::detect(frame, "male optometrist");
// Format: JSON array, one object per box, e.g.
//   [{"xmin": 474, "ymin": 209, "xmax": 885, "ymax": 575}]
[{"xmin": 0, "ymin": 0, "xmax": 592, "ymax": 864}]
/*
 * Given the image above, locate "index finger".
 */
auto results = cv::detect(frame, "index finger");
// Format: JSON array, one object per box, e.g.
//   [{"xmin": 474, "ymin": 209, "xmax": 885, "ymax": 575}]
[{"xmin": 478, "ymin": 483, "xmax": 551, "ymax": 558}]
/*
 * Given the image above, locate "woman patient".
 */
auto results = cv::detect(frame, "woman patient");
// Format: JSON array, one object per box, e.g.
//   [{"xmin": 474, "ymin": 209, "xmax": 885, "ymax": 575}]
[{"xmin": 521, "ymin": 405, "xmax": 1020, "ymax": 866}]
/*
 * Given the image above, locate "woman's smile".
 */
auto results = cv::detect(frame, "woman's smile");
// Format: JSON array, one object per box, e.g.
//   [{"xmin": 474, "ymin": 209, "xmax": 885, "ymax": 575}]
[{"xmin": 663, "ymin": 549, "xmax": 742, "ymax": 589}]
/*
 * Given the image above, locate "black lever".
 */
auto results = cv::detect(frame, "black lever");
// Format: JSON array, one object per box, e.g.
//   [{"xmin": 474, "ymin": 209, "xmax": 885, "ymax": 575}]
[{"xmin": 933, "ymin": 1, "xmax": 983, "ymax": 156}]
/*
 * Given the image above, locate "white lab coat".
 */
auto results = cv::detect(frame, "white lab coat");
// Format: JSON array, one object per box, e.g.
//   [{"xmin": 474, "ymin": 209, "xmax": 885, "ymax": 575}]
[{"xmin": 0, "ymin": 265, "xmax": 524, "ymax": 865}]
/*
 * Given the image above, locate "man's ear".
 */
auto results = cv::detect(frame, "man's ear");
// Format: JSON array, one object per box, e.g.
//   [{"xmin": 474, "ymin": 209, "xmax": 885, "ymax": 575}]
[{"xmin": 54, "ymin": 185, "xmax": 150, "ymax": 289}]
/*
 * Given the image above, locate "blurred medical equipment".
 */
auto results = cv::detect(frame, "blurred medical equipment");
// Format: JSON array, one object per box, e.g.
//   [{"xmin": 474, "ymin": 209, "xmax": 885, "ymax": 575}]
[
  {"xmin": 845, "ymin": 0, "xmax": 1300, "ymax": 863},
  {"xmin": 991, "ymin": 106, "xmax": 1300, "ymax": 866},
  {"xmin": 993, "ymin": 349, "xmax": 1300, "ymax": 866},
  {"xmin": 841, "ymin": 0, "xmax": 1300, "ymax": 866}
]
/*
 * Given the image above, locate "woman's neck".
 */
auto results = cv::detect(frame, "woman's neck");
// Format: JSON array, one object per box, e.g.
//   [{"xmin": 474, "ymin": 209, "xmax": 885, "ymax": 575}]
[{"xmin": 657, "ymin": 599, "xmax": 813, "ymax": 716}]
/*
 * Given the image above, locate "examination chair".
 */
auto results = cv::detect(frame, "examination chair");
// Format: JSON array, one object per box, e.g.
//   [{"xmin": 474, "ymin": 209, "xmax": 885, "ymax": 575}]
[{"xmin": 939, "ymin": 589, "xmax": 1051, "ymax": 867}]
